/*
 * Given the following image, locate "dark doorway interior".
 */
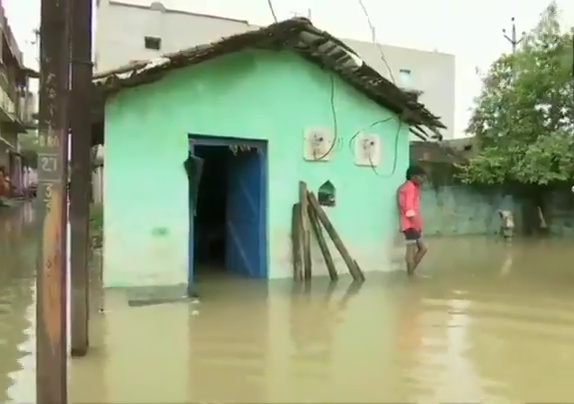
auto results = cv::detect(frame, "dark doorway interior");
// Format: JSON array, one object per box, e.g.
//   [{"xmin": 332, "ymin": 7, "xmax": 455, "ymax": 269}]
[
  {"xmin": 194, "ymin": 145, "xmax": 229, "ymax": 274},
  {"xmin": 187, "ymin": 136, "xmax": 268, "ymax": 294}
]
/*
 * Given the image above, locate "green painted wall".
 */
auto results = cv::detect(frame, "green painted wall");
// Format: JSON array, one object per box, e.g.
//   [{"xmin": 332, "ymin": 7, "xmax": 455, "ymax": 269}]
[{"xmin": 103, "ymin": 50, "xmax": 410, "ymax": 287}]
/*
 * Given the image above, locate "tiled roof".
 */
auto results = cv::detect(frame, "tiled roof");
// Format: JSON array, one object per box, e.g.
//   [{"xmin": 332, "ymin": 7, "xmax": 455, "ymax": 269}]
[{"xmin": 93, "ymin": 17, "xmax": 446, "ymax": 139}]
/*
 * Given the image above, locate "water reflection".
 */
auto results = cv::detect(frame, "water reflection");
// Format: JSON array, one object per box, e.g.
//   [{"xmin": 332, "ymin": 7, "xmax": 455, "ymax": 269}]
[
  {"xmin": 288, "ymin": 282, "xmax": 362, "ymax": 392},
  {"xmin": 52, "ymin": 238, "xmax": 574, "ymax": 403},
  {"xmin": 0, "ymin": 205, "xmax": 36, "ymax": 404},
  {"xmin": 1, "ymin": 218, "xmax": 574, "ymax": 403}
]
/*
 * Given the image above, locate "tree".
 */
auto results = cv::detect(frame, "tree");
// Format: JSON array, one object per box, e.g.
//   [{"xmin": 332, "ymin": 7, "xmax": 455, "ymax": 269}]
[{"xmin": 458, "ymin": 2, "xmax": 574, "ymax": 186}]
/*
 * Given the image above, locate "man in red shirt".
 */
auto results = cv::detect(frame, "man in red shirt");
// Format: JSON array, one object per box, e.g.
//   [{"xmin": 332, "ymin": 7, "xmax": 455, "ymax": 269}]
[{"xmin": 397, "ymin": 165, "xmax": 427, "ymax": 275}]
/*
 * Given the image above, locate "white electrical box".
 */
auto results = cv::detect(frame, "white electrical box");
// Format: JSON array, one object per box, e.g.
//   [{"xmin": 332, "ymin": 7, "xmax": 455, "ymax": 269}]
[
  {"xmin": 354, "ymin": 133, "xmax": 381, "ymax": 167},
  {"xmin": 303, "ymin": 127, "xmax": 335, "ymax": 161}
]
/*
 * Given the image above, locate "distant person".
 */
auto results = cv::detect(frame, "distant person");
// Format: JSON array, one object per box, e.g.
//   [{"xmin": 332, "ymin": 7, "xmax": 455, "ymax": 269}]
[{"xmin": 397, "ymin": 165, "xmax": 428, "ymax": 276}]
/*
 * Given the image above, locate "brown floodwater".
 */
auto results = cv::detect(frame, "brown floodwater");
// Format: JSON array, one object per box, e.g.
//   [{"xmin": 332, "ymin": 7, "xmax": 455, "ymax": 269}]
[{"xmin": 2, "ymin": 205, "xmax": 574, "ymax": 403}]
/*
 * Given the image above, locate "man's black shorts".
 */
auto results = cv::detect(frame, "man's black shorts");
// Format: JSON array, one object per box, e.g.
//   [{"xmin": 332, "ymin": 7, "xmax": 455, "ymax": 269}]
[{"xmin": 403, "ymin": 228, "xmax": 421, "ymax": 244}]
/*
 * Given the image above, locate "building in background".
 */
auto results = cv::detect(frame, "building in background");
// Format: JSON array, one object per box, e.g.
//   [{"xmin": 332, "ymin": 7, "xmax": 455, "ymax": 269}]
[
  {"xmin": 0, "ymin": 0, "xmax": 38, "ymax": 195},
  {"xmin": 341, "ymin": 39, "xmax": 455, "ymax": 140},
  {"xmin": 94, "ymin": 0, "xmax": 253, "ymax": 72},
  {"xmin": 95, "ymin": 0, "xmax": 455, "ymax": 140}
]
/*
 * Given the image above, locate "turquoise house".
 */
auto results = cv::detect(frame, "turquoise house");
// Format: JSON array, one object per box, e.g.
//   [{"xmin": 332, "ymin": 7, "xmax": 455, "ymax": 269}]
[{"xmin": 94, "ymin": 18, "xmax": 444, "ymax": 292}]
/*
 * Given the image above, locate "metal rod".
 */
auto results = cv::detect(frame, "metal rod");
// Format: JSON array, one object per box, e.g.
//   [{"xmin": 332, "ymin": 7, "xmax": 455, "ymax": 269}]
[
  {"xmin": 36, "ymin": 0, "xmax": 71, "ymax": 401},
  {"xmin": 70, "ymin": 0, "xmax": 94, "ymax": 358}
]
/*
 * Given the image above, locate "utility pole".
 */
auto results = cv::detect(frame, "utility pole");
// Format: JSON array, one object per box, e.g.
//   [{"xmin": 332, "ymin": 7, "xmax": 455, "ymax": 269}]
[
  {"xmin": 502, "ymin": 17, "xmax": 525, "ymax": 52},
  {"xmin": 36, "ymin": 0, "xmax": 71, "ymax": 402},
  {"xmin": 290, "ymin": 8, "xmax": 312, "ymax": 19},
  {"xmin": 70, "ymin": 0, "xmax": 94, "ymax": 357}
]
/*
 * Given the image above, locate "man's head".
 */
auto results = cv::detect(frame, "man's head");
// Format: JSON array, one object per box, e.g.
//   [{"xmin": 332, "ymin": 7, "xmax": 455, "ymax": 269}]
[{"xmin": 406, "ymin": 165, "xmax": 426, "ymax": 185}]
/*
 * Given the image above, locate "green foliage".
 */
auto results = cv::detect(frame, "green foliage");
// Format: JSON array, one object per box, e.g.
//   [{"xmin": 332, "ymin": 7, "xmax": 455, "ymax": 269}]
[{"xmin": 458, "ymin": 2, "xmax": 574, "ymax": 186}]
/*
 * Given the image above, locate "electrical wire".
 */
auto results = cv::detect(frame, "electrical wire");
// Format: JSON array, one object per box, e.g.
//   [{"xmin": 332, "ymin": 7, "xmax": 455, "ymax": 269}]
[
  {"xmin": 307, "ymin": 0, "xmax": 403, "ymax": 173},
  {"xmin": 364, "ymin": 120, "xmax": 402, "ymax": 178},
  {"xmin": 357, "ymin": 0, "xmax": 395, "ymax": 84},
  {"xmin": 267, "ymin": 0, "xmax": 278, "ymax": 23},
  {"xmin": 347, "ymin": 117, "xmax": 401, "ymax": 177},
  {"xmin": 314, "ymin": 74, "xmax": 339, "ymax": 161},
  {"xmin": 355, "ymin": 0, "xmax": 403, "ymax": 177},
  {"xmin": 347, "ymin": 118, "xmax": 392, "ymax": 150}
]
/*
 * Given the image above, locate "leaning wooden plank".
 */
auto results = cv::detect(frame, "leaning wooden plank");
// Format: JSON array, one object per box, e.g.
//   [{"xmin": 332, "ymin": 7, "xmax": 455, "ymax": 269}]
[
  {"xmin": 307, "ymin": 192, "xmax": 365, "ymax": 282},
  {"xmin": 299, "ymin": 181, "xmax": 312, "ymax": 280},
  {"xmin": 291, "ymin": 203, "xmax": 303, "ymax": 281},
  {"xmin": 308, "ymin": 205, "xmax": 338, "ymax": 281}
]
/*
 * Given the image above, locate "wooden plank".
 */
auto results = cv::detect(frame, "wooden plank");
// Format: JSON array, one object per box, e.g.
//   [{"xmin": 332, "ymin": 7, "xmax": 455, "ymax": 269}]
[
  {"xmin": 308, "ymin": 205, "xmax": 338, "ymax": 281},
  {"xmin": 291, "ymin": 203, "xmax": 303, "ymax": 281},
  {"xmin": 299, "ymin": 181, "xmax": 312, "ymax": 280},
  {"xmin": 307, "ymin": 191, "xmax": 365, "ymax": 282}
]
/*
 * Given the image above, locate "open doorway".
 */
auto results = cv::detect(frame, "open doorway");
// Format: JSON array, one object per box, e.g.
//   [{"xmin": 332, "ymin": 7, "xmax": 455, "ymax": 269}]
[
  {"xmin": 187, "ymin": 135, "xmax": 268, "ymax": 290},
  {"xmin": 194, "ymin": 145, "xmax": 228, "ymax": 275}
]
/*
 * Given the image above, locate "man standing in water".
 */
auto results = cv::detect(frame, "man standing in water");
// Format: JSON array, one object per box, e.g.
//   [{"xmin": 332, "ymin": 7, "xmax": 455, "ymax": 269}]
[{"xmin": 397, "ymin": 165, "xmax": 428, "ymax": 275}]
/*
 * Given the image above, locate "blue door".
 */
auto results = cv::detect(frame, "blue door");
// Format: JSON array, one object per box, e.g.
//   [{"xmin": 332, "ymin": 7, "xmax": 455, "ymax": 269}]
[{"xmin": 226, "ymin": 147, "xmax": 266, "ymax": 278}]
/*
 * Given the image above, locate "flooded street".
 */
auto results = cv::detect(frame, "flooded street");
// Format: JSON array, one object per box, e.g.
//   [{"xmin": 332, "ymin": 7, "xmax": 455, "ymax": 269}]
[{"xmin": 2, "ymin": 206, "xmax": 574, "ymax": 403}]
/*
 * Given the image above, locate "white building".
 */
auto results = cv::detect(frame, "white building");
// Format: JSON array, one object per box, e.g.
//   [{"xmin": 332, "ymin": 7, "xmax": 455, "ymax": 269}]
[{"xmin": 95, "ymin": 0, "xmax": 455, "ymax": 139}]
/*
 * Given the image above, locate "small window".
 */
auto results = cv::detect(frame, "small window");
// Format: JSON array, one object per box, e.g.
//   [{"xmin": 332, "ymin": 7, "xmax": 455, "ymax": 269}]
[
  {"xmin": 399, "ymin": 69, "xmax": 412, "ymax": 87},
  {"xmin": 144, "ymin": 36, "xmax": 161, "ymax": 50}
]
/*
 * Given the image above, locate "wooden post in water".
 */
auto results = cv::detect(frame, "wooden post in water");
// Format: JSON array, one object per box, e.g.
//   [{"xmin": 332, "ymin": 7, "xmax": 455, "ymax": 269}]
[
  {"xmin": 307, "ymin": 192, "xmax": 364, "ymax": 282},
  {"xmin": 36, "ymin": 0, "xmax": 71, "ymax": 400},
  {"xmin": 299, "ymin": 181, "xmax": 312, "ymax": 280},
  {"xmin": 291, "ymin": 203, "xmax": 303, "ymax": 281},
  {"xmin": 69, "ymin": 0, "xmax": 94, "ymax": 357},
  {"xmin": 308, "ymin": 207, "xmax": 337, "ymax": 281}
]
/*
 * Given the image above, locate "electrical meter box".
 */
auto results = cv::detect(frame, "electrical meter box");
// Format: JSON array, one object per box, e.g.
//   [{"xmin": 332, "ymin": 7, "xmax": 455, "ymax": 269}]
[{"xmin": 303, "ymin": 127, "xmax": 335, "ymax": 161}]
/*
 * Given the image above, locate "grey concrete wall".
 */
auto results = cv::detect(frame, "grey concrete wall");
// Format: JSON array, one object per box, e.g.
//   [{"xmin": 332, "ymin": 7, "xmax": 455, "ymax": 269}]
[
  {"xmin": 420, "ymin": 185, "xmax": 515, "ymax": 236},
  {"xmin": 419, "ymin": 184, "xmax": 574, "ymax": 238}
]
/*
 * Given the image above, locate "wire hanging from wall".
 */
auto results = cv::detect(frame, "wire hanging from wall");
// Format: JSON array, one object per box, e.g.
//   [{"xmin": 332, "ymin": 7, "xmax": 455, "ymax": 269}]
[
  {"xmin": 347, "ymin": 117, "xmax": 401, "ymax": 177},
  {"xmin": 354, "ymin": 0, "xmax": 403, "ymax": 177},
  {"xmin": 314, "ymin": 74, "xmax": 339, "ymax": 161}
]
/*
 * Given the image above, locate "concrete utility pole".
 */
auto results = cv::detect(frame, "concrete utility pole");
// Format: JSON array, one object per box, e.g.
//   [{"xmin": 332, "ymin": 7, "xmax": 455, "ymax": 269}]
[
  {"xmin": 502, "ymin": 17, "xmax": 525, "ymax": 52},
  {"xmin": 70, "ymin": 0, "xmax": 94, "ymax": 357},
  {"xmin": 36, "ymin": 0, "xmax": 71, "ymax": 402}
]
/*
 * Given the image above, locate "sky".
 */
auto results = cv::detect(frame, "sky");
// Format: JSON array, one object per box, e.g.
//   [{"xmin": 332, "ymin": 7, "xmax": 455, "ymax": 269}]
[{"xmin": 4, "ymin": 0, "xmax": 574, "ymax": 138}]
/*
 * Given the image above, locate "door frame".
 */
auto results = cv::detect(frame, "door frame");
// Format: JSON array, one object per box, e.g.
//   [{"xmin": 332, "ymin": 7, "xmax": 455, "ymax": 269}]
[{"xmin": 187, "ymin": 134, "xmax": 268, "ymax": 294}]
